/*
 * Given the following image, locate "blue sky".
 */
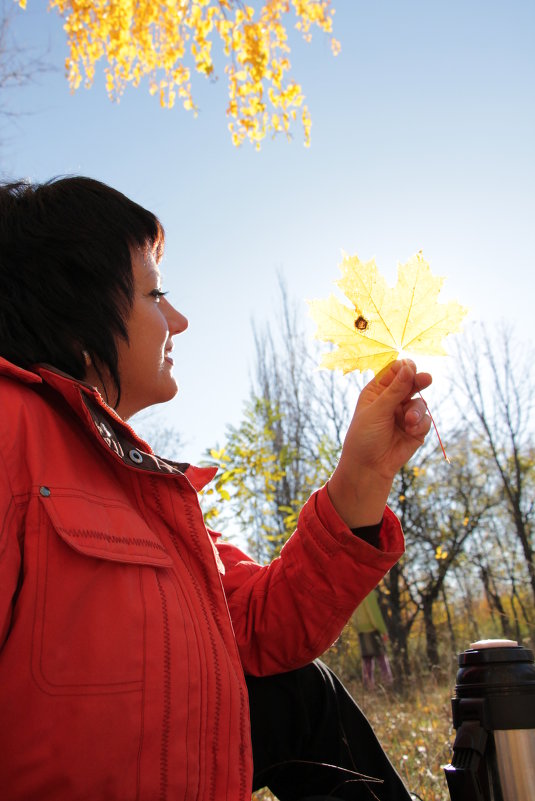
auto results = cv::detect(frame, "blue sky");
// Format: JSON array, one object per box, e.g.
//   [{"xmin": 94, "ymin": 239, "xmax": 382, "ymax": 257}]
[{"xmin": 4, "ymin": 0, "xmax": 534, "ymax": 461}]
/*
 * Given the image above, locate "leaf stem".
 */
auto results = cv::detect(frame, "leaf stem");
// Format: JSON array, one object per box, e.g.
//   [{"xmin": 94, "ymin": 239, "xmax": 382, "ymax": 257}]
[{"xmin": 418, "ymin": 392, "xmax": 450, "ymax": 463}]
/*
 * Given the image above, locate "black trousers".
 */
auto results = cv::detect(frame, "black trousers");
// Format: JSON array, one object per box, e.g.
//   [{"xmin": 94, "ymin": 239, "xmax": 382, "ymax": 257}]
[{"xmin": 246, "ymin": 660, "xmax": 411, "ymax": 801}]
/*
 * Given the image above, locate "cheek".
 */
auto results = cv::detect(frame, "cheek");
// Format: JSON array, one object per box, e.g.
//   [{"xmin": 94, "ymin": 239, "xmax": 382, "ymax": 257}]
[
  {"xmin": 154, "ymin": 309, "xmax": 170, "ymax": 340},
  {"xmin": 140, "ymin": 310, "xmax": 168, "ymax": 352}
]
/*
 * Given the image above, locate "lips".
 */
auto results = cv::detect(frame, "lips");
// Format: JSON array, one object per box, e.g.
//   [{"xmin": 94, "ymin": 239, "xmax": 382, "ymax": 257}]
[{"xmin": 164, "ymin": 342, "xmax": 174, "ymax": 365}]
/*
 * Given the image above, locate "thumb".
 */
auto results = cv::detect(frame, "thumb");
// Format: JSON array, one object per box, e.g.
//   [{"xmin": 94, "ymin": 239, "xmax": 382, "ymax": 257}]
[{"xmin": 378, "ymin": 360, "xmax": 415, "ymax": 406}]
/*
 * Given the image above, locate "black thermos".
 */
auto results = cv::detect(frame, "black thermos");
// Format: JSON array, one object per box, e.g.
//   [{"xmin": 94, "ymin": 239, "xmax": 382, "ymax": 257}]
[{"xmin": 444, "ymin": 639, "xmax": 535, "ymax": 801}]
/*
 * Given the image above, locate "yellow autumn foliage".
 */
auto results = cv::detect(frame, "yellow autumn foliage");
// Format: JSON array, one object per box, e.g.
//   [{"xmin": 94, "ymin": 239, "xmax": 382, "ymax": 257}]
[{"xmin": 19, "ymin": 0, "xmax": 339, "ymax": 148}]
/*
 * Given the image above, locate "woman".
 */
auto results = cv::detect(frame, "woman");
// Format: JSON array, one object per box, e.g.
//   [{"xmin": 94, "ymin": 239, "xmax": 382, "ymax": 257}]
[
  {"xmin": 353, "ymin": 589, "xmax": 394, "ymax": 690},
  {"xmin": 0, "ymin": 177, "xmax": 432, "ymax": 800}
]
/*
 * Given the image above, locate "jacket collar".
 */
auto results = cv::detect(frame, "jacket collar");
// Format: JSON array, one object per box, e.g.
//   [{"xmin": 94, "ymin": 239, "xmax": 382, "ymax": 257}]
[
  {"xmin": 0, "ymin": 356, "xmax": 43, "ymax": 385},
  {"xmin": 0, "ymin": 357, "xmax": 217, "ymax": 491}
]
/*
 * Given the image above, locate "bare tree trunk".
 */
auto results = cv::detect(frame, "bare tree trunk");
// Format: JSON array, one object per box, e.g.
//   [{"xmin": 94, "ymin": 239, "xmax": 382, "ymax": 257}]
[
  {"xmin": 453, "ymin": 325, "xmax": 535, "ymax": 608},
  {"xmin": 456, "ymin": 568, "xmax": 481, "ymax": 643},
  {"xmin": 480, "ymin": 566, "xmax": 512, "ymax": 639},
  {"xmin": 421, "ymin": 596, "xmax": 440, "ymax": 668},
  {"xmin": 441, "ymin": 584, "xmax": 457, "ymax": 656},
  {"xmin": 380, "ymin": 562, "xmax": 412, "ymax": 691}
]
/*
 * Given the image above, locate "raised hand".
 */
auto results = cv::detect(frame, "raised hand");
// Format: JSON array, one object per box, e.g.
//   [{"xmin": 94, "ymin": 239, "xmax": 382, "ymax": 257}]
[{"xmin": 327, "ymin": 359, "xmax": 432, "ymax": 529}]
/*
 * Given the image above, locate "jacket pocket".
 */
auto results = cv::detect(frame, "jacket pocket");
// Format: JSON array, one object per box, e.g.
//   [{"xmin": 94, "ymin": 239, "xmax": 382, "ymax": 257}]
[{"xmin": 31, "ymin": 491, "xmax": 173, "ymax": 695}]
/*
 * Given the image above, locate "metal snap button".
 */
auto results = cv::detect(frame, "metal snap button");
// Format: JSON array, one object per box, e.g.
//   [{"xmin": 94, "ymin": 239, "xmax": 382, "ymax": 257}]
[
  {"xmin": 128, "ymin": 449, "xmax": 143, "ymax": 465},
  {"xmin": 39, "ymin": 486, "xmax": 51, "ymax": 497}
]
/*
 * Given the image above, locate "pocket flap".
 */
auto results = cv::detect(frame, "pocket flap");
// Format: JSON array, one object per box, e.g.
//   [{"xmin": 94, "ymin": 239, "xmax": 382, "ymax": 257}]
[{"xmin": 41, "ymin": 492, "xmax": 173, "ymax": 568}]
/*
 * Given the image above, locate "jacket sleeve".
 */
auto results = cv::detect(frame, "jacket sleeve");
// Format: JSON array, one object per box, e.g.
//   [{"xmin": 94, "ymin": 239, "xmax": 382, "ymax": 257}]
[
  {"xmin": 216, "ymin": 485, "xmax": 404, "ymax": 676},
  {"xmin": 0, "ymin": 450, "xmax": 23, "ymax": 651}
]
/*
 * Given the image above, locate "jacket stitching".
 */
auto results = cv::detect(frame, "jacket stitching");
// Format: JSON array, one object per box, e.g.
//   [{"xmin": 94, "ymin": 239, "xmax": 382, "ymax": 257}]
[
  {"xmin": 165, "ymin": 483, "xmax": 254, "ymax": 800},
  {"xmin": 136, "ymin": 566, "xmax": 147, "ymax": 801},
  {"xmin": 155, "ymin": 480, "xmax": 225, "ymax": 800},
  {"xmin": 58, "ymin": 528, "xmax": 168, "ymax": 553},
  {"xmin": 156, "ymin": 572, "xmax": 171, "ymax": 801},
  {"xmin": 149, "ymin": 476, "xmax": 166, "ymax": 521},
  {"xmin": 181, "ymin": 498, "xmax": 232, "ymax": 801}
]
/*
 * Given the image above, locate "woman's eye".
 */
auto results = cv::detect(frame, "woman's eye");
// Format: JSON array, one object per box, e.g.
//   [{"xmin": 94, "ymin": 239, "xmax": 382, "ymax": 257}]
[{"xmin": 149, "ymin": 289, "xmax": 168, "ymax": 302}]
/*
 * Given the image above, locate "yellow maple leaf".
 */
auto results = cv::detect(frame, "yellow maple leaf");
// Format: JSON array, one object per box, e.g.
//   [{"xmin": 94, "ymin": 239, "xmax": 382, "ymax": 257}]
[{"xmin": 309, "ymin": 251, "xmax": 468, "ymax": 375}]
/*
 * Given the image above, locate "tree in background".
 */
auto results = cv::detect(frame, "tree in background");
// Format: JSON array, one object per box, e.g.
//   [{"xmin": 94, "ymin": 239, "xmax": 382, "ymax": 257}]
[
  {"xmin": 203, "ymin": 281, "xmax": 356, "ymax": 560},
  {"xmin": 469, "ymin": 518, "xmax": 529, "ymax": 642},
  {"xmin": 453, "ymin": 325, "xmax": 535, "ymax": 618},
  {"xmin": 18, "ymin": 0, "xmax": 339, "ymax": 148},
  {"xmin": 204, "ymin": 399, "xmax": 289, "ymax": 562},
  {"xmin": 0, "ymin": 2, "xmax": 52, "ymax": 160},
  {"xmin": 203, "ymin": 296, "xmax": 535, "ymax": 682},
  {"xmin": 134, "ymin": 421, "xmax": 185, "ymax": 463},
  {"xmin": 385, "ymin": 431, "xmax": 499, "ymax": 679}
]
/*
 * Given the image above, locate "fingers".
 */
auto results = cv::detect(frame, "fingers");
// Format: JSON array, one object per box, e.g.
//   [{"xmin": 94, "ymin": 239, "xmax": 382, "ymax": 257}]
[
  {"xmin": 414, "ymin": 370, "xmax": 432, "ymax": 394},
  {"xmin": 375, "ymin": 358, "xmax": 412, "ymax": 387},
  {"xmin": 376, "ymin": 359, "xmax": 432, "ymax": 404},
  {"xmin": 396, "ymin": 360, "xmax": 432, "ymax": 396},
  {"xmin": 404, "ymin": 398, "xmax": 432, "ymax": 437}
]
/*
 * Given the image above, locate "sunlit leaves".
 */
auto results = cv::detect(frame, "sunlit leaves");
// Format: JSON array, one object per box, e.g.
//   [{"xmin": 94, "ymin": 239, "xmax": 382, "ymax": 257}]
[
  {"xmin": 434, "ymin": 545, "xmax": 448, "ymax": 560},
  {"xmin": 202, "ymin": 393, "xmax": 336, "ymax": 560},
  {"xmin": 309, "ymin": 251, "xmax": 468, "ymax": 375},
  {"xmin": 201, "ymin": 398, "xmax": 289, "ymax": 543},
  {"xmin": 20, "ymin": 0, "xmax": 339, "ymax": 148}
]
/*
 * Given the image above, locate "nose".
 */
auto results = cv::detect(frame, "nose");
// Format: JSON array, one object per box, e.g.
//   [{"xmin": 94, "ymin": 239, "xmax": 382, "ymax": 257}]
[{"xmin": 163, "ymin": 297, "xmax": 188, "ymax": 335}]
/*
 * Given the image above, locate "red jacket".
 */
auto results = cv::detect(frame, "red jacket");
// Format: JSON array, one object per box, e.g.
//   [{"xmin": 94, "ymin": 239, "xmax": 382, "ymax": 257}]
[{"xmin": 0, "ymin": 358, "xmax": 404, "ymax": 800}]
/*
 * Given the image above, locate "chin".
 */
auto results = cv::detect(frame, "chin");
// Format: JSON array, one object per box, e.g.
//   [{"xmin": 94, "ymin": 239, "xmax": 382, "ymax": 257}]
[
  {"xmin": 119, "ymin": 378, "xmax": 179, "ymax": 418},
  {"xmin": 160, "ymin": 378, "xmax": 179, "ymax": 403}
]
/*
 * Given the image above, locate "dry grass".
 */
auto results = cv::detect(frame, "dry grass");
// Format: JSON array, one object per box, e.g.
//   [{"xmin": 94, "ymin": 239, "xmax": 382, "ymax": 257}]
[
  {"xmin": 252, "ymin": 675, "xmax": 454, "ymax": 801},
  {"xmin": 355, "ymin": 678, "xmax": 454, "ymax": 801}
]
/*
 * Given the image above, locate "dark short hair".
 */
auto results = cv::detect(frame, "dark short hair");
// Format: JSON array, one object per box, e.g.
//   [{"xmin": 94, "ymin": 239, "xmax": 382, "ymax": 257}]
[{"xmin": 0, "ymin": 176, "xmax": 164, "ymax": 405}]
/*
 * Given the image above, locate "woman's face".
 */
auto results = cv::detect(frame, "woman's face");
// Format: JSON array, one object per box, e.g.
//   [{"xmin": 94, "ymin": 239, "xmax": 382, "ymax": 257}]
[{"xmin": 88, "ymin": 247, "xmax": 188, "ymax": 419}]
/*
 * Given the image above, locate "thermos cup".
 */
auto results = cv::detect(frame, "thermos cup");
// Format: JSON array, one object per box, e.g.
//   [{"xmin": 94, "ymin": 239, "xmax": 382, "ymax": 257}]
[{"xmin": 444, "ymin": 639, "xmax": 535, "ymax": 801}]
